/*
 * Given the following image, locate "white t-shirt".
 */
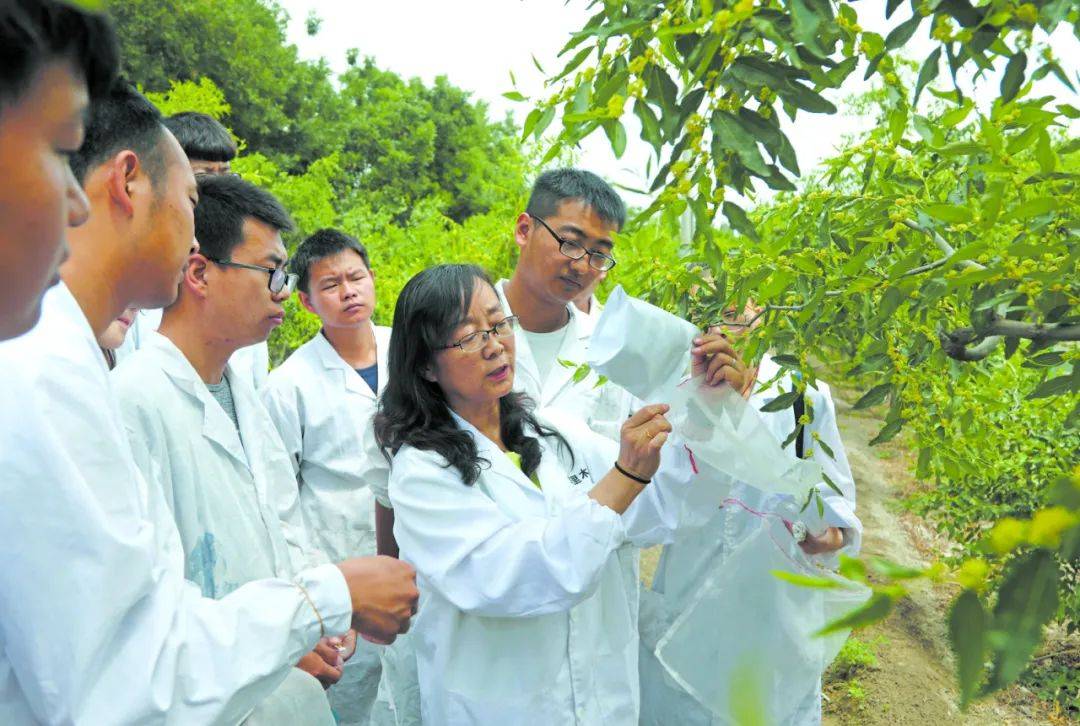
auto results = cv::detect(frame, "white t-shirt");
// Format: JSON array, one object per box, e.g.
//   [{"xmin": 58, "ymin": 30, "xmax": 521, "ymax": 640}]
[{"xmin": 522, "ymin": 324, "xmax": 570, "ymax": 387}]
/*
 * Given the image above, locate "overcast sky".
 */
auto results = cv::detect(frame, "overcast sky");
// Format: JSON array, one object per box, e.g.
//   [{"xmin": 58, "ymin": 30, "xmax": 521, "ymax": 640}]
[{"xmin": 278, "ymin": 0, "xmax": 1078, "ymax": 207}]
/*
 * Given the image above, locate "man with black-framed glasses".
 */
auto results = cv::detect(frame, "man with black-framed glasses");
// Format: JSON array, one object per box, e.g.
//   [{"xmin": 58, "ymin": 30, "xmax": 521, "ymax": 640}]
[
  {"xmin": 496, "ymin": 168, "xmax": 751, "ymax": 442},
  {"xmin": 113, "ymin": 174, "xmax": 361, "ymax": 723}
]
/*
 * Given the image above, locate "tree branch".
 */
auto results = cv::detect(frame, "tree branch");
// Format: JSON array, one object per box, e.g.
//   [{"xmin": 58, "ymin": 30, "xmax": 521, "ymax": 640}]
[
  {"xmin": 938, "ymin": 316, "xmax": 1080, "ymax": 361},
  {"xmin": 901, "ymin": 219, "xmax": 984, "ymax": 271},
  {"xmin": 984, "ymin": 318, "xmax": 1080, "ymax": 341}
]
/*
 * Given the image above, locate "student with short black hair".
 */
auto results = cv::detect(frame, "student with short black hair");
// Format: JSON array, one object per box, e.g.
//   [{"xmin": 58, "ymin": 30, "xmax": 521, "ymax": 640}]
[
  {"xmin": 263, "ymin": 228, "xmax": 390, "ymax": 724},
  {"xmin": 498, "ymin": 168, "xmax": 747, "ymax": 440},
  {"xmin": 163, "ymin": 111, "xmax": 238, "ymax": 175},
  {"xmin": 121, "ymin": 110, "xmax": 273, "ymax": 387},
  {"xmin": 0, "ymin": 0, "xmax": 117, "ymax": 341},
  {"xmin": 115, "ymin": 173, "xmax": 357, "ymax": 724}
]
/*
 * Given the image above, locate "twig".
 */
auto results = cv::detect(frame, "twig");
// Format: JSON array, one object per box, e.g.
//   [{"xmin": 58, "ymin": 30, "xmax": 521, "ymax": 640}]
[{"xmin": 901, "ymin": 219, "xmax": 984, "ymax": 272}]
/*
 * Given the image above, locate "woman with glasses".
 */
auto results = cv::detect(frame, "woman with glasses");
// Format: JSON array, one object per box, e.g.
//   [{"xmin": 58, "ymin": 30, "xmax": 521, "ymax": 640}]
[{"xmin": 373, "ymin": 264, "xmax": 696, "ymax": 725}]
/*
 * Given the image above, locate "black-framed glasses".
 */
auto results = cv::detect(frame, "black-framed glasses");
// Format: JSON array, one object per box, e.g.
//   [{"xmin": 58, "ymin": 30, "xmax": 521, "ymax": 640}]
[
  {"xmin": 205, "ymin": 256, "xmax": 298, "ymax": 295},
  {"xmin": 528, "ymin": 213, "xmax": 617, "ymax": 272},
  {"xmin": 438, "ymin": 316, "xmax": 518, "ymax": 354}
]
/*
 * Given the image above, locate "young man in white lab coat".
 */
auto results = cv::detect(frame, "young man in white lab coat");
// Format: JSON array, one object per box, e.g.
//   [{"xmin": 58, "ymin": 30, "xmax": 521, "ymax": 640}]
[
  {"xmin": 118, "ymin": 111, "xmax": 271, "ymax": 388},
  {"xmin": 0, "ymin": 73, "xmax": 418, "ymax": 724},
  {"xmin": 497, "ymin": 168, "xmax": 749, "ymax": 440},
  {"xmin": 263, "ymin": 228, "xmax": 392, "ymax": 724},
  {"xmin": 113, "ymin": 174, "xmax": 355, "ymax": 723}
]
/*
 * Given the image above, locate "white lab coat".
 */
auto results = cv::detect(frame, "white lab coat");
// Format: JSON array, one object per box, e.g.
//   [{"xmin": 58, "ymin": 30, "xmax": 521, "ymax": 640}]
[
  {"xmin": 640, "ymin": 353, "xmax": 862, "ymax": 726},
  {"xmin": 0, "ymin": 283, "xmax": 351, "ymax": 725},
  {"xmin": 389, "ymin": 411, "xmax": 695, "ymax": 725},
  {"xmin": 118, "ymin": 307, "xmax": 270, "ymax": 389},
  {"xmin": 262, "ymin": 326, "xmax": 391, "ymax": 562},
  {"xmin": 496, "ymin": 280, "xmax": 631, "ymax": 441},
  {"xmin": 262, "ymin": 326, "xmax": 392, "ymax": 724},
  {"xmin": 113, "ymin": 332, "xmax": 334, "ymax": 724}
]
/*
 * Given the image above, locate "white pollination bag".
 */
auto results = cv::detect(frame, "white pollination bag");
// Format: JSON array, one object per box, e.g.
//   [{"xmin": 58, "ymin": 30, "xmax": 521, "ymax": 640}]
[
  {"xmin": 588, "ymin": 286, "xmax": 820, "ymax": 504},
  {"xmin": 653, "ymin": 507, "xmax": 870, "ymax": 724}
]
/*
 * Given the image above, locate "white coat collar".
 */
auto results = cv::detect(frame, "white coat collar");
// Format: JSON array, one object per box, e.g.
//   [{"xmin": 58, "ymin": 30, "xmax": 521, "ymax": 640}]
[
  {"xmin": 494, "ymin": 279, "xmax": 591, "ymax": 406},
  {"xmin": 307, "ymin": 326, "xmax": 389, "ymax": 399},
  {"xmin": 143, "ymin": 332, "xmax": 251, "ymax": 473},
  {"xmin": 448, "ymin": 409, "xmax": 547, "ymax": 501}
]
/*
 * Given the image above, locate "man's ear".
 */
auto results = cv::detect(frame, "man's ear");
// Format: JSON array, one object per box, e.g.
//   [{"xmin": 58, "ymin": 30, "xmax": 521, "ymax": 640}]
[
  {"xmin": 298, "ymin": 290, "xmax": 317, "ymax": 315},
  {"xmin": 104, "ymin": 150, "xmax": 141, "ymax": 217},
  {"xmin": 182, "ymin": 253, "xmax": 211, "ymax": 300},
  {"xmin": 513, "ymin": 212, "xmax": 532, "ymax": 251}
]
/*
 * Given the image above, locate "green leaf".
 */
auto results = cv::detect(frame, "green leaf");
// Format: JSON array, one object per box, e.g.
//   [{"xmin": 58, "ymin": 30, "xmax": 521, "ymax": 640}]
[
  {"xmin": 950, "ymin": 590, "xmax": 988, "ymax": 709},
  {"xmin": 572, "ymin": 365, "xmax": 589, "ymax": 384},
  {"xmin": 603, "ymin": 120, "xmax": 628, "ymax": 158},
  {"xmin": 760, "ymin": 389, "xmax": 803, "ymax": 413},
  {"xmin": 502, "ymin": 91, "xmax": 527, "ymax": 102},
  {"xmin": 983, "ymin": 550, "xmax": 1060, "ymax": 693},
  {"xmin": 1035, "ymin": 130, "xmax": 1056, "ymax": 173},
  {"xmin": 914, "ymin": 48, "xmax": 942, "ymax": 105},
  {"xmin": 816, "ymin": 437, "xmax": 836, "ymax": 461},
  {"xmin": 941, "ymin": 102, "xmax": 973, "ymax": 128},
  {"xmin": 772, "ymin": 570, "xmax": 841, "ymax": 589},
  {"xmin": 885, "ymin": 12, "xmax": 923, "ymax": 50},
  {"xmin": 1000, "ymin": 52, "xmax": 1028, "ymax": 104},
  {"xmin": 553, "ymin": 46, "xmax": 593, "ymax": 83},
  {"xmin": 723, "ymin": 201, "xmax": 759, "ymax": 241},
  {"xmin": 923, "ymin": 203, "xmax": 973, "ymax": 224},
  {"xmin": 778, "ymin": 80, "xmax": 837, "ymax": 114},
  {"xmin": 869, "ymin": 418, "xmax": 903, "ymax": 445},
  {"xmin": 633, "ymin": 100, "xmax": 663, "ymax": 155},
  {"xmin": 888, "ymin": 104, "xmax": 909, "ymax": 145},
  {"xmin": 1002, "ymin": 196, "xmax": 1057, "ymax": 221},
  {"xmin": 853, "ymin": 383, "xmax": 891, "ymax": 410},
  {"xmin": 1026, "ymin": 374, "xmax": 1074, "ymax": 399},
  {"xmin": 818, "ymin": 592, "xmax": 895, "ymax": 635},
  {"xmin": 534, "ymin": 105, "xmax": 556, "ymax": 140}
]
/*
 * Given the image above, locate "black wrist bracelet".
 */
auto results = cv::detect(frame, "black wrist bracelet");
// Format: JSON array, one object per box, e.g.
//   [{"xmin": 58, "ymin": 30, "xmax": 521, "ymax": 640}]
[{"xmin": 614, "ymin": 460, "xmax": 651, "ymax": 485}]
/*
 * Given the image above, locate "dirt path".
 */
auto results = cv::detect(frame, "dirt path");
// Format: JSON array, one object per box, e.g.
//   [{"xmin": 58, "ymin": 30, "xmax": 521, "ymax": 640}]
[{"xmin": 820, "ymin": 397, "xmax": 1049, "ymax": 725}]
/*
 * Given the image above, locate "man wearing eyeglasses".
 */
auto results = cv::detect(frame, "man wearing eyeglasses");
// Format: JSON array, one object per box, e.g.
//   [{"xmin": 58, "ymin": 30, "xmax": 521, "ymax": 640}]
[
  {"xmin": 497, "ymin": 168, "xmax": 750, "ymax": 441},
  {"xmin": 112, "ymin": 174, "xmax": 353, "ymax": 723}
]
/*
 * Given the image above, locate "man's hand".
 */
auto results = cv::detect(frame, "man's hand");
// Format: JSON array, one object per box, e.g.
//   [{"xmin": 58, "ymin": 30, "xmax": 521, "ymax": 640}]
[
  {"xmin": 297, "ymin": 649, "xmax": 343, "ymax": 689},
  {"xmin": 691, "ymin": 333, "xmax": 751, "ymax": 391},
  {"xmin": 336, "ymin": 555, "xmax": 419, "ymax": 645},
  {"xmin": 799, "ymin": 526, "xmax": 845, "ymax": 555},
  {"xmin": 327, "ymin": 629, "xmax": 358, "ymax": 663}
]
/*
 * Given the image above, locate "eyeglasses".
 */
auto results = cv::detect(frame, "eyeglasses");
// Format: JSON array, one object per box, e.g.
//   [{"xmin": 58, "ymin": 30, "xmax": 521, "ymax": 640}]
[
  {"xmin": 438, "ymin": 316, "xmax": 517, "ymax": 353},
  {"xmin": 205, "ymin": 256, "xmax": 298, "ymax": 295},
  {"xmin": 528, "ymin": 213, "xmax": 617, "ymax": 272}
]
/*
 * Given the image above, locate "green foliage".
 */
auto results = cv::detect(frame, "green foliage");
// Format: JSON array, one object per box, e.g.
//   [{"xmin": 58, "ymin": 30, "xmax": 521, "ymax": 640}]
[
  {"xmin": 829, "ymin": 635, "xmax": 886, "ymax": 679},
  {"xmin": 113, "ymin": 0, "xmax": 529, "ymax": 223}
]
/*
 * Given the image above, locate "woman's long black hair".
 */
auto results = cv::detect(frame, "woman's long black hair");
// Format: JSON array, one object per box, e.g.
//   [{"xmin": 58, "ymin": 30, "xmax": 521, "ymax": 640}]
[{"xmin": 373, "ymin": 264, "xmax": 570, "ymax": 486}]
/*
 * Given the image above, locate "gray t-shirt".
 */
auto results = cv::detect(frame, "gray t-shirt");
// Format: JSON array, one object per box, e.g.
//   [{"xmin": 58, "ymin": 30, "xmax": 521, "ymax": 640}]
[{"xmin": 206, "ymin": 375, "xmax": 240, "ymax": 431}]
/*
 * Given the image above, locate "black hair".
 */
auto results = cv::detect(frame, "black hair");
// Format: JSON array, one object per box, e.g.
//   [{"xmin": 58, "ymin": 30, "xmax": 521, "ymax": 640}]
[
  {"xmin": 0, "ymin": 0, "xmax": 118, "ymax": 113},
  {"xmin": 69, "ymin": 79, "xmax": 167, "ymax": 186},
  {"xmin": 293, "ymin": 228, "xmax": 372, "ymax": 294},
  {"xmin": 525, "ymin": 168, "xmax": 627, "ymax": 231},
  {"xmin": 373, "ymin": 264, "xmax": 571, "ymax": 486},
  {"xmin": 163, "ymin": 111, "xmax": 237, "ymax": 163},
  {"xmin": 194, "ymin": 174, "xmax": 293, "ymax": 260}
]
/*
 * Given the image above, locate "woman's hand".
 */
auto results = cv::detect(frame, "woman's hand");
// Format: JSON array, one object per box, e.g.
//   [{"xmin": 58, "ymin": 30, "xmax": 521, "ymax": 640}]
[{"xmin": 617, "ymin": 403, "xmax": 672, "ymax": 482}]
